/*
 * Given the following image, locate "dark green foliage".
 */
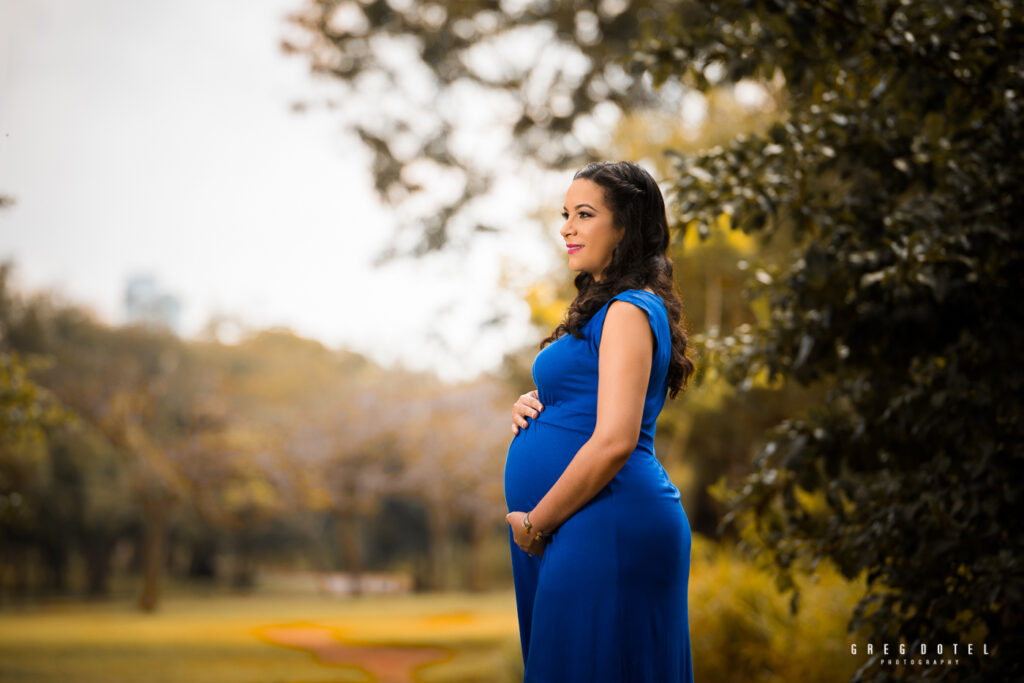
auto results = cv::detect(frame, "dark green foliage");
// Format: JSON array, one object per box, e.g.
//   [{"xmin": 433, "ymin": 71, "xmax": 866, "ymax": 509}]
[{"xmin": 652, "ymin": 2, "xmax": 1023, "ymax": 680}]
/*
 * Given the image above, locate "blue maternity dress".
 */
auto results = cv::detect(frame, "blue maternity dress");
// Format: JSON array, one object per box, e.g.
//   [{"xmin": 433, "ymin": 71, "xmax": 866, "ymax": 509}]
[{"xmin": 504, "ymin": 289, "xmax": 695, "ymax": 682}]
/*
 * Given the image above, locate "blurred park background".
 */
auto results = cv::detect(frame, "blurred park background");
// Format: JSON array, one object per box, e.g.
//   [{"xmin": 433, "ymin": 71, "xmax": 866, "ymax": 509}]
[{"xmin": 1, "ymin": 1, "xmax": 1020, "ymax": 682}]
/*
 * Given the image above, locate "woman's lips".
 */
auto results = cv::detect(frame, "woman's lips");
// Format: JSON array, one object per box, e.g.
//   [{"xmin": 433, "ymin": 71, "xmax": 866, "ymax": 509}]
[{"xmin": 567, "ymin": 244, "xmax": 582, "ymax": 254}]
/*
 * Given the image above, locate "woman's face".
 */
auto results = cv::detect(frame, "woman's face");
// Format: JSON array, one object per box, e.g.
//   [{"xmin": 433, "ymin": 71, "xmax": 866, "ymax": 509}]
[{"xmin": 560, "ymin": 178, "xmax": 624, "ymax": 282}]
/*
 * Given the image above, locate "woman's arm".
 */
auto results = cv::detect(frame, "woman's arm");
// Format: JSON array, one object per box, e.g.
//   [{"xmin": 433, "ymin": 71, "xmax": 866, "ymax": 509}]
[{"xmin": 507, "ymin": 300, "xmax": 652, "ymax": 552}]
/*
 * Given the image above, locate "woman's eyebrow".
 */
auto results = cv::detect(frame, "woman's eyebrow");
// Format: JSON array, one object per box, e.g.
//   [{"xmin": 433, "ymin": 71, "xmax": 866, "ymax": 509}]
[{"xmin": 563, "ymin": 203, "xmax": 598, "ymax": 211}]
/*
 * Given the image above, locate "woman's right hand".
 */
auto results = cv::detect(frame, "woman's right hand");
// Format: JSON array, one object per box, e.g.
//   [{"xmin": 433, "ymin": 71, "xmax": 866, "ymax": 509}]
[{"xmin": 512, "ymin": 389, "xmax": 544, "ymax": 436}]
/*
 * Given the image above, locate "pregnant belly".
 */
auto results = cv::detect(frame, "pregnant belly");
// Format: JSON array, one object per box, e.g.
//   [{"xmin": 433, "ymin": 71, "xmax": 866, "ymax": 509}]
[{"xmin": 503, "ymin": 418, "xmax": 589, "ymax": 512}]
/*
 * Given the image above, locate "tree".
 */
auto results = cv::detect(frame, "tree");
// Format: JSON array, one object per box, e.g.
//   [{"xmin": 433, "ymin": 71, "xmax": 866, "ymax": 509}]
[
  {"xmin": 279, "ymin": 339, "xmax": 395, "ymax": 595},
  {"xmin": 394, "ymin": 377, "xmax": 509, "ymax": 591},
  {"xmin": 46, "ymin": 321, "xmax": 204, "ymax": 611},
  {"xmin": 281, "ymin": 0, "xmax": 666, "ymax": 259},
  {"xmin": 287, "ymin": 1, "xmax": 1023, "ymax": 679},
  {"xmin": 652, "ymin": 3, "xmax": 1022, "ymax": 681},
  {"xmin": 0, "ymin": 348, "xmax": 67, "ymax": 599},
  {"xmin": 180, "ymin": 328, "xmax": 374, "ymax": 589},
  {"xmin": 0, "ymin": 264, "xmax": 76, "ymax": 600},
  {"xmin": 2, "ymin": 280, "xmax": 221, "ymax": 610}
]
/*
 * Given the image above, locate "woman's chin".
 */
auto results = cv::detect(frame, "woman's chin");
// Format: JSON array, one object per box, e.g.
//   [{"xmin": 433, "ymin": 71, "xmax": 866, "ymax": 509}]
[{"xmin": 566, "ymin": 259, "xmax": 602, "ymax": 281}]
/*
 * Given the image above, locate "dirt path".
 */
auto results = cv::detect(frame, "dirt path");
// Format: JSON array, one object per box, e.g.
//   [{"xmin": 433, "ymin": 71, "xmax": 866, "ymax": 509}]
[{"xmin": 257, "ymin": 624, "xmax": 451, "ymax": 683}]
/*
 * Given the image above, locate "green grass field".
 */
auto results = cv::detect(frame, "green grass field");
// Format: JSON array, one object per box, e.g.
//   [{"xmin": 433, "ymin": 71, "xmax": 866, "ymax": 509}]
[{"xmin": 0, "ymin": 591, "xmax": 523, "ymax": 683}]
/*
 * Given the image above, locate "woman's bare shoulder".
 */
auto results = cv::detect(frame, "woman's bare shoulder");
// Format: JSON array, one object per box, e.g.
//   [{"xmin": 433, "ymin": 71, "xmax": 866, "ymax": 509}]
[{"xmin": 604, "ymin": 298, "xmax": 653, "ymax": 333}]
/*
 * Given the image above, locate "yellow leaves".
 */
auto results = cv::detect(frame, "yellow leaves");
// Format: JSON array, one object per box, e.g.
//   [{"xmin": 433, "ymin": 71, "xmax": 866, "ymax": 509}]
[
  {"xmin": 747, "ymin": 296, "xmax": 772, "ymax": 327},
  {"xmin": 687, "ymin": 533, "xmax": 867, "ymax": 682},
  {"xmin": 706, "ymin": 475, "xmax": 735, "ymax": 508},
  {"xmin": 304, "ymin": 483, "xmax": 333, "ymax": 512},
  {"xmin": 793, "ymin": 485, "xmax": 830, "ymax": 518},
  {"xmin": 696, "ymin": 365, "xmax": 736, "ymax": 409},
  {"xmin": 663, "ymin": 459, "xmax": 696, "ymax": 500},
  {"xmin": 523, "ymin": 280, "xmax": 569, "ymax": 330},
  {"xmin": 678, "ymin": 214, "xmax": 758, "ymax": 254},
  {"xmin": 215, "ymin": 421, "xmax": 273, "ymax": 453},
  {"xmin": 747, "ymin": 363, "xmax": 785, "ymax": 390},
  {"xmin": 222, "ymin": 473, "xmax": 282, "ymax": 517}
]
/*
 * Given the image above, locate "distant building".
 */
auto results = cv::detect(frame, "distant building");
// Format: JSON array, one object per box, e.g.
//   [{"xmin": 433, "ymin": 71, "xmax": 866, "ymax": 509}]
[{"xmin": 124, "ymin": 275, "xmax": 182, "ymax": 334}]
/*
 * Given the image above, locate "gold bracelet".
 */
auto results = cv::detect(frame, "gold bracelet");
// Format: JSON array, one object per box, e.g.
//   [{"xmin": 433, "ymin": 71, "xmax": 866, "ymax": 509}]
[{"xmin": 523, "ymin": 511, "xmax": 547, "ymax": 539}]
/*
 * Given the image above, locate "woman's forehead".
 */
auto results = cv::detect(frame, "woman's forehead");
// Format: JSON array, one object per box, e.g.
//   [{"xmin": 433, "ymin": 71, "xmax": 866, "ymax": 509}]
[{"xmin": 564, "ymin": 177, "xmax": 605, "ymax": 205}]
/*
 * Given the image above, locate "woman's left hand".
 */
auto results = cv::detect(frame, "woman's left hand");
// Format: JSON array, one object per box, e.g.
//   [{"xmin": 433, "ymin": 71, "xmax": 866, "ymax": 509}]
[{"xmin": 506, "ymin": 511, "xmax": 547, "ymax": 557}]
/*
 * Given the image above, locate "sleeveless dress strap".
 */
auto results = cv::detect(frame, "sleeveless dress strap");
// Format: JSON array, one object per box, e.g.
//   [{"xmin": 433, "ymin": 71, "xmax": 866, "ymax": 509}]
[{"xmin": 588, "ymin": 289, "xmax": 669, "ymax": 358}]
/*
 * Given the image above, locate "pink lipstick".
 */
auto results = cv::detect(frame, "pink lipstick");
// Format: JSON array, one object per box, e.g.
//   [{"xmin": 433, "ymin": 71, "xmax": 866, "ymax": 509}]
[{"xmin": 567, "ymin": 244, "xmax": 582, "ymax": 254}]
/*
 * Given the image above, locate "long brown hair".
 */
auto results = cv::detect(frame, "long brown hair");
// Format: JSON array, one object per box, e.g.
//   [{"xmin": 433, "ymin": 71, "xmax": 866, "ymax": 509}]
[{"xmin": 541, "ymin": 161, "xmax": 695, "ymax": 398}]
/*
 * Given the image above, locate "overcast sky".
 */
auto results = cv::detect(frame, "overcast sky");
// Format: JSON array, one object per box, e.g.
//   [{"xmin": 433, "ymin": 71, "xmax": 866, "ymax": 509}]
[{"xmin": 0, "ymin": 0, "xmax": 561, "ymax": 381}]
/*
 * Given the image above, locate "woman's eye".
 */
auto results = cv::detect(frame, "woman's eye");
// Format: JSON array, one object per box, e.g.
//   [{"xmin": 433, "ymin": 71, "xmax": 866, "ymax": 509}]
[
  {"xmin": 578, "ymin": 212, "xmax": 590, "ymax": 218},
  {"xmin": 560, "ymin": 212, "xmax": 569, "ymax": 219}
]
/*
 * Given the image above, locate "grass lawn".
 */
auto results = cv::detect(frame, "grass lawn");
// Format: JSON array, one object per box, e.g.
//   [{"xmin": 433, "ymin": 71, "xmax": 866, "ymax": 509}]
[
  {"xmin": 0, "ymin": 590, "xmax": 523, "ymax": 683},
  {"xmin": 0, "ymin": 535, "xmax": 868, "ymax": 682}
]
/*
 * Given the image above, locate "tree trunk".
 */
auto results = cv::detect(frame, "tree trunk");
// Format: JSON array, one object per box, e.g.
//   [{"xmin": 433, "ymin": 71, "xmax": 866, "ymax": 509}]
[
  {"xmin": 41, "ymin": 540, "xmax": 70, "ymax": 594},
  {"xmin": 231, "ymin": 532, "xmax": 256, "ymax": 592},
  {"xmin": 84, "ymin": 534, "xmax": 116, "ymax": 596},
  {"xmin": 467, "ymin": 516, "xmax": 489, "ymax": 592},
  {"xmin": 0, "ymin": 543, "xmax": 30, "ymax": 604},
  {"xmin": 426, "ymin": 506, "xmax": 451, "ymax": 591},
  {"xmin": 187, "ymin": 534, "xmax": 218, "ymax": 580},
  {"xmin": 137, "ymin": 498, "xmax": 167, "ymax": 612},
  {"xmin": 336, "ymin": 512, "xmax": 363, "ymax": 595}
]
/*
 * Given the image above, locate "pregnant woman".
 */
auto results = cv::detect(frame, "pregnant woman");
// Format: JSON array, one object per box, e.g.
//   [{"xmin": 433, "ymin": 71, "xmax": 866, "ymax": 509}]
[{"xmin": 504, "ymin": 160, "xmax": 696, "ymax": 682}]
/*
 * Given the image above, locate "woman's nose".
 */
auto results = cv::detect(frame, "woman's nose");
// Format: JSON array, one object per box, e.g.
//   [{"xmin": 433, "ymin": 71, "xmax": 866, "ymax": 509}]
[{"xmin": 560, "ymin": 219, "xmax": 574, "ymax": 238}]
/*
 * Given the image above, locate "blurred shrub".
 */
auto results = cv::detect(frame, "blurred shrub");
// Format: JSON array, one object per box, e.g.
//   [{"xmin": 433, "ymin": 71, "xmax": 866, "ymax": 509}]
[{"xmin": 688, "ymin": 533, "xmax": 864, "ymax": 683}]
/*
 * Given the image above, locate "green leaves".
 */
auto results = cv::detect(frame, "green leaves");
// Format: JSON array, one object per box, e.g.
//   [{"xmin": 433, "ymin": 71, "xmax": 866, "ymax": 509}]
[{"xmin": 672, "ymin": 2, "xmax": 1024, "ymax": 678}]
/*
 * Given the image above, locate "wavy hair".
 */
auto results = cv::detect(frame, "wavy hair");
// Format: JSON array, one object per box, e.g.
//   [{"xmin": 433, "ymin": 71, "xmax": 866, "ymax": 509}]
[{"xmin": 540, "ymin": 161, "xmax": 695, "ymax": 398}]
